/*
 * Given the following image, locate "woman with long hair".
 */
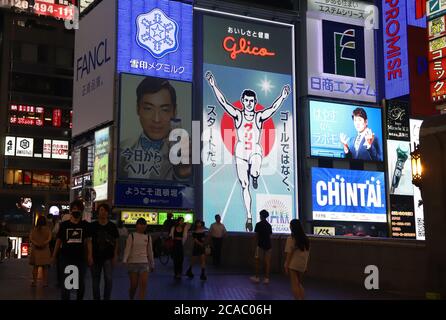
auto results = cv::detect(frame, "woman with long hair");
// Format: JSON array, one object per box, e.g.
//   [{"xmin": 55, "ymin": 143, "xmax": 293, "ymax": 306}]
[
  {"xmin": 29, "ymin": 216, "xmax": 52, "ymax": 287},
  {"xmin": 169, "ymin": 217, "xmax": 190, "ymax": 280},
  {"xmin": 284, "ymin": 219, "xmax": 310, "ymax": 300},
  {"xmin": 186, "ymin": 219, "xmax": 207, "ymax": 281}
]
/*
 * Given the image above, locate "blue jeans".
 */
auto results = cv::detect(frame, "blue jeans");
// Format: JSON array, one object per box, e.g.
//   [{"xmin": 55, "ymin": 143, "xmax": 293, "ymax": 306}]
[{"xmin": 91, "ymin": 259, "xmax": 113, "ymax": 300}]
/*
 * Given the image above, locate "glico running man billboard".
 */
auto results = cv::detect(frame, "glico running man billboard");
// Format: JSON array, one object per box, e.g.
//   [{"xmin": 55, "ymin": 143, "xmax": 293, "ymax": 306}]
[
  {"xmin": 312, "ymin": 168, "xmax": 387, "ymax": 223},
  {"xmin": 201, "ymin": 12, "xmax": 297, "ymax": 233}
]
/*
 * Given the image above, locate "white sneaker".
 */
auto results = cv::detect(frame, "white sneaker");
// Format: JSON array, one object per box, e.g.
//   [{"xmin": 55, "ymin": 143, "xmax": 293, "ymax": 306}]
[
  {"xmin": 263, "ymin": 278, "xmax": 270, "ymax": 284},
  {"xmin": 250, "ymin": 276, "xmax": 260, "ymax": 283}
]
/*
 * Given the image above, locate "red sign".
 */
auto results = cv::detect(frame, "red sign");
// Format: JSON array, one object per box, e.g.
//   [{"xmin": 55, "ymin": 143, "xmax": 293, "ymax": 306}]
[
  {"xmin": 222, "ymin": 36, "xmax": 276, "ymax": 60},
  {"xmin": 21, "ymin": 243, "xmax": 29, "ymax": 257},
  {"xmin": 430, "ymin": 80, "xmax": 446, "ymax": 102},
  {"xmin": 33, "ymin": 1, "xmax": 75, "ymax": 21},
  {"xmin": 429, "ymin": 58, "xmax": 446, "ymax": 81},
  {"xmin": 53, "ymin": 109, "xmax": 62, "ymax": 127}
]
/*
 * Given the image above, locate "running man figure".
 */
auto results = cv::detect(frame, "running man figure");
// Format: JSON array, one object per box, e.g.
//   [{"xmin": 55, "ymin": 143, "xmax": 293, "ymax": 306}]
[{"xmin": 205, "ymin": 71, "xmax": 291, "ymax": 232}]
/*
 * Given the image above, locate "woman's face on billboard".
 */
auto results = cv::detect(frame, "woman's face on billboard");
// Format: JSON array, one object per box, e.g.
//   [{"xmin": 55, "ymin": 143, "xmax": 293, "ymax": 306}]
[{"xmin": 137, "ymin": 88, "xmax": 176, "ymax": 141}]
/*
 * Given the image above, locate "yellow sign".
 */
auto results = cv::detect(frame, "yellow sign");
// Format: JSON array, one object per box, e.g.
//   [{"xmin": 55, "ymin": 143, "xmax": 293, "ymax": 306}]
[{"xmin": 121, "ymin": 211, "xmax": 158, "ymax": 225}]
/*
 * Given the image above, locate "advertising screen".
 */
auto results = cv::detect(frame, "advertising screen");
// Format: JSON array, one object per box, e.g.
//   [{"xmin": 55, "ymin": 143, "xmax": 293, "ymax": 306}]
[
  {"xmin": 202, "ymin": 13, "xmax": 297, "ymax": 233},
  {"xmin": 121, "ymin": 211, "xmax": 158, "ymax": 225},
  {"xmin": 387, "ymin": 140, "xmax": 413, "ymax": 196},
  {"xmin": 312, "ymin": 168, "xmax": 387, "ymax": 223},
  {"xmin": 118, "ymin": 73, "xmax": 192, "ymax": 183},
  {"xmin": 382, "ymin": 0, "xmax": 410, "ymax": 99},
  {"xmin": 309, "ymin": 100, "xmax": 383, "ymax": 161},
  {"xmin": 306, "ymin": 8, "xmax": 377, "ymax": 102},
  {"xmin": 390, "ymin": 195, "xmax": 416, "ymax": 239},
  {"xmin": 73, "ymin": 0, "xmax": 115, "ymax": 136},
  {"xmin": 158, "ymin": 212, "xmax": 194, "ymax": 225},
  {"xmin": 386, "ymin": 100, "xmax": 410, "ymax": 140},
  {"xmin": 93, "ymin": 127, "xmax": 110, "ymax": 202},
  {"xmin": 117, "ymin": 0, "xmax": 193, "ymax": 82}
]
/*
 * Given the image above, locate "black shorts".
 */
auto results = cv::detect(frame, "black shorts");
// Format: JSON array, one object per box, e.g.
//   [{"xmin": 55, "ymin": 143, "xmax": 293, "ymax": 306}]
[{"xmin": 192, "ymin": 245, "xmax": 205, "ymax": 256}]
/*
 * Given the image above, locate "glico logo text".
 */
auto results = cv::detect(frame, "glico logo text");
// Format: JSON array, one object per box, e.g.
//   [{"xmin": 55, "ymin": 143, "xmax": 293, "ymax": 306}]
[{"xmin": 222, "ymin": 36, "xmax": 275, "ymax": 60}]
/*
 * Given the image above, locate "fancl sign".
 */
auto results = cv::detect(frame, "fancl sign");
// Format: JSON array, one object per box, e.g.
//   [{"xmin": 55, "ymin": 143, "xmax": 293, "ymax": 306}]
[{"xmin": 76, "ymin": 39, "xmax": 112, "ymax": 81}]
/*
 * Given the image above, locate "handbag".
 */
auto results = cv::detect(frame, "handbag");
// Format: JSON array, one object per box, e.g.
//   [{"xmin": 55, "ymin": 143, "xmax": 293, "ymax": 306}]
[{"xmin": 205, "ymin": 245, "xmax": 212, "ymax": 256}]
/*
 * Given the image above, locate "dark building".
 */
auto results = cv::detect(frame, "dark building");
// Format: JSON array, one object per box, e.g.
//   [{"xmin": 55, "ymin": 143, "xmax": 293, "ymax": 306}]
[{"xmin": 0, "ymin": 7, "xmax": 74, "ymax": 236}]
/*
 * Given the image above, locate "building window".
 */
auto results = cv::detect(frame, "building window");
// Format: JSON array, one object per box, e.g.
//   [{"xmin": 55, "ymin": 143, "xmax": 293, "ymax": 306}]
[
  {"xmin": 14, "ymin": 170, "xmax": 23, "ymax": 185},
  {"xmin": 21, "ymin": 43, "xmax": 38, "ymax": 63},
  {"xmin": 55, "ymin": 47, "xmax": 73, "ymax": 68},
  {"xmin": 4, "ymin": 169, "xmax": 14, "ymax": 185}
]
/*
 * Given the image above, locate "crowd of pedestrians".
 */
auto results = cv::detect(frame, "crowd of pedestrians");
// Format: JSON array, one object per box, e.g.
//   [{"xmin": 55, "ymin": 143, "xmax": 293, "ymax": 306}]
[{"xmin": 2, "ymin": 200, "xmax": 310, "ymax": 300}]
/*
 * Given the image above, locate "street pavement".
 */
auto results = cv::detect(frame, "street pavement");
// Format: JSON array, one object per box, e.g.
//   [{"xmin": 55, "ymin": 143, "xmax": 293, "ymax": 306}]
[{"xmin": 0, "ymin": 257, "xmax": 416, "ymax": 300}]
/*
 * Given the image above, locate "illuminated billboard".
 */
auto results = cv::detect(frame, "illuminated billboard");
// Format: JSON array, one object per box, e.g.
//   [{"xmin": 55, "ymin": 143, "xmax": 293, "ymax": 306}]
[
  {"xmin": 312, "ymin": 168, "xmax": 387, "ymax": 223},
  {"xmin": 382, "ymin": 0, "xmax": 410, "ymax": 99},
  {"xmin": 73, "ymin": 0, "xmax": 116, "ymax": 136},
  {"xmin": 117, "ymin": 0, "xmax": 193, "ymax": 81},
  {"xmin": 306, "ymin": 5, "xmax": 377, "ymax": 102},
  {"xmin": 410, "ymin": 119, "xmax": 425, "ymax": 240},
  {"xmin": 201, "ymin": 12, "xmax": 297, "ymax": 233},
  {"xmin": 309, "ymin": 100, "xmax": 383, "ymax": 161},
  {"xmin": 93, "ymin": 127, "xmax": 110, "ymax": 202},
  {"xmin": 387, "ymin": 140, "xmax": 413, "ymax": 196},
  {"xmin": 121, "ymin": 211, "xmax": 158, "ymax": 225},
  {"xmin": 158, "ymin": 212, "xmax": 194, "ymax": 225},
  {"xmin": 4, "ymin": 0, "xmax": 76, "ymax": 20},
  {"xmin": 118, "ymin": 73, "xmax": 192, "ymax": 182}
]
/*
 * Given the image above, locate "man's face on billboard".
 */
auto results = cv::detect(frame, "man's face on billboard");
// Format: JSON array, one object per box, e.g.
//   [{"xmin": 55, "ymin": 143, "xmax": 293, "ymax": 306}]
[
  {"xmin": 242, "ymin": 95, "xmax": 256, "ymax": 112},
  {"xmin": 353, "ymin": 116, "xmax": 368, "ymax": 133},
  {"xmin": 137, "ymin": 88, "xmax": 176, "ymax": 141}
]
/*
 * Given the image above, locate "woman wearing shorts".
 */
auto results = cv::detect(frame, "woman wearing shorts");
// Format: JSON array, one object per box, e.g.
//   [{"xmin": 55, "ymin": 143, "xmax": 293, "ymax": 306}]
[
  {"xmin": 284, "ymin": 219, "xmax": 310, "ymax": 300},
  {"xmin": 186, "ymin": 220, "xmax": 207, "ymax": 281},
  {"xmin": 123, "ymin": 218, "xmax": 154, "ymax": 300}
]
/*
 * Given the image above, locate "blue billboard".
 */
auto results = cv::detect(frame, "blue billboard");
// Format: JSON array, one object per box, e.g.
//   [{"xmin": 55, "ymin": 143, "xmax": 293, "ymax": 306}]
[
  {"xmin": 309, "ymin": 100, "xmax": 383, "ymax": 161},
  {"xmin": 115, "ymin": 182, "xmax": 193, "ymax": 209},
  {"xmin": 382, "ymin": 0, "xmax": 410, "ymax": 99},
  {"xmin": 312, "ymin": 168, "xmax": 387, "ymax": 223},
  {"xmin": 117, "ymin": 0, "xmax": 193, "ymax": 82}
]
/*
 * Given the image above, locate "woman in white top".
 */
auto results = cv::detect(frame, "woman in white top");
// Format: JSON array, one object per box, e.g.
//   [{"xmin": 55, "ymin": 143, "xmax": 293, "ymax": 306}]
[
  {"xmin": 284, "ymin": 219, "xmax": 310, "ymax": 300},
  {"xmin": 123, "ymin": 218, "xmax": 154, "ymax": 300}
]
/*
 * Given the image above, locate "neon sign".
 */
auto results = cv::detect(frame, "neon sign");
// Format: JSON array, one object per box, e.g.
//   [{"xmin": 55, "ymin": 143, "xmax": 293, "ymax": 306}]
[{"xmin": 222, "ymin": 36, "xmax": 276, "ymax": 60}]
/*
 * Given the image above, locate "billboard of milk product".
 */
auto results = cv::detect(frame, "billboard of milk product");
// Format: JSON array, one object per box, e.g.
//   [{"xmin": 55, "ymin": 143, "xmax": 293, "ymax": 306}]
[
  {"xmin": 312, "ymin": 168, "xmax": 387, "ymax": 223},
  {"xmin": 309, "ymin": 100, "xmax": 383, "ymax": 161},
  {"xmin": 202, "ymin": 13, "xmax": 297, "ymax": 233},
  {"xmin": 117, "ymin": 0, "xmax": 193, "ymax": 82}
]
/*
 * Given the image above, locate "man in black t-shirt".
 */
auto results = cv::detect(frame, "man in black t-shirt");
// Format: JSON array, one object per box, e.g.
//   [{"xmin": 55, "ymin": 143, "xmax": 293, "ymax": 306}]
[
  {"xmin": 250, "ymin": 210, "xmax": 272, "ymax": 284},
  {"xmin": 89, "ymin": 203, "xmax": 119, "ymax": 300},
  {"xmin": 52, "ymin": 199, "xmax": 92, "ymax": 300}
]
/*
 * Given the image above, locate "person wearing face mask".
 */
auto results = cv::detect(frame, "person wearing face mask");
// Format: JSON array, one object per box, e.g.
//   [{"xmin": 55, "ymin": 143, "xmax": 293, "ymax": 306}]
[{"xmin": 51, "ymin": 200, "xmax": 92, "ymax": 300}]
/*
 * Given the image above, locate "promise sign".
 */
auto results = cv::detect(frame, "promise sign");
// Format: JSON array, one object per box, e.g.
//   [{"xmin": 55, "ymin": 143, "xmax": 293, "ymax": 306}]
[{"xmin": 382, "ymin": 0, "xmax": 409, "ymax": 99}]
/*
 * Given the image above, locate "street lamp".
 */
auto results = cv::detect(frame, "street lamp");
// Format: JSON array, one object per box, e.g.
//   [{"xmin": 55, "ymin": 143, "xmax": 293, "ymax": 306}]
[{"xmin": 411, "ymin": 145, "xmax": 422, "ymax": 189}]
